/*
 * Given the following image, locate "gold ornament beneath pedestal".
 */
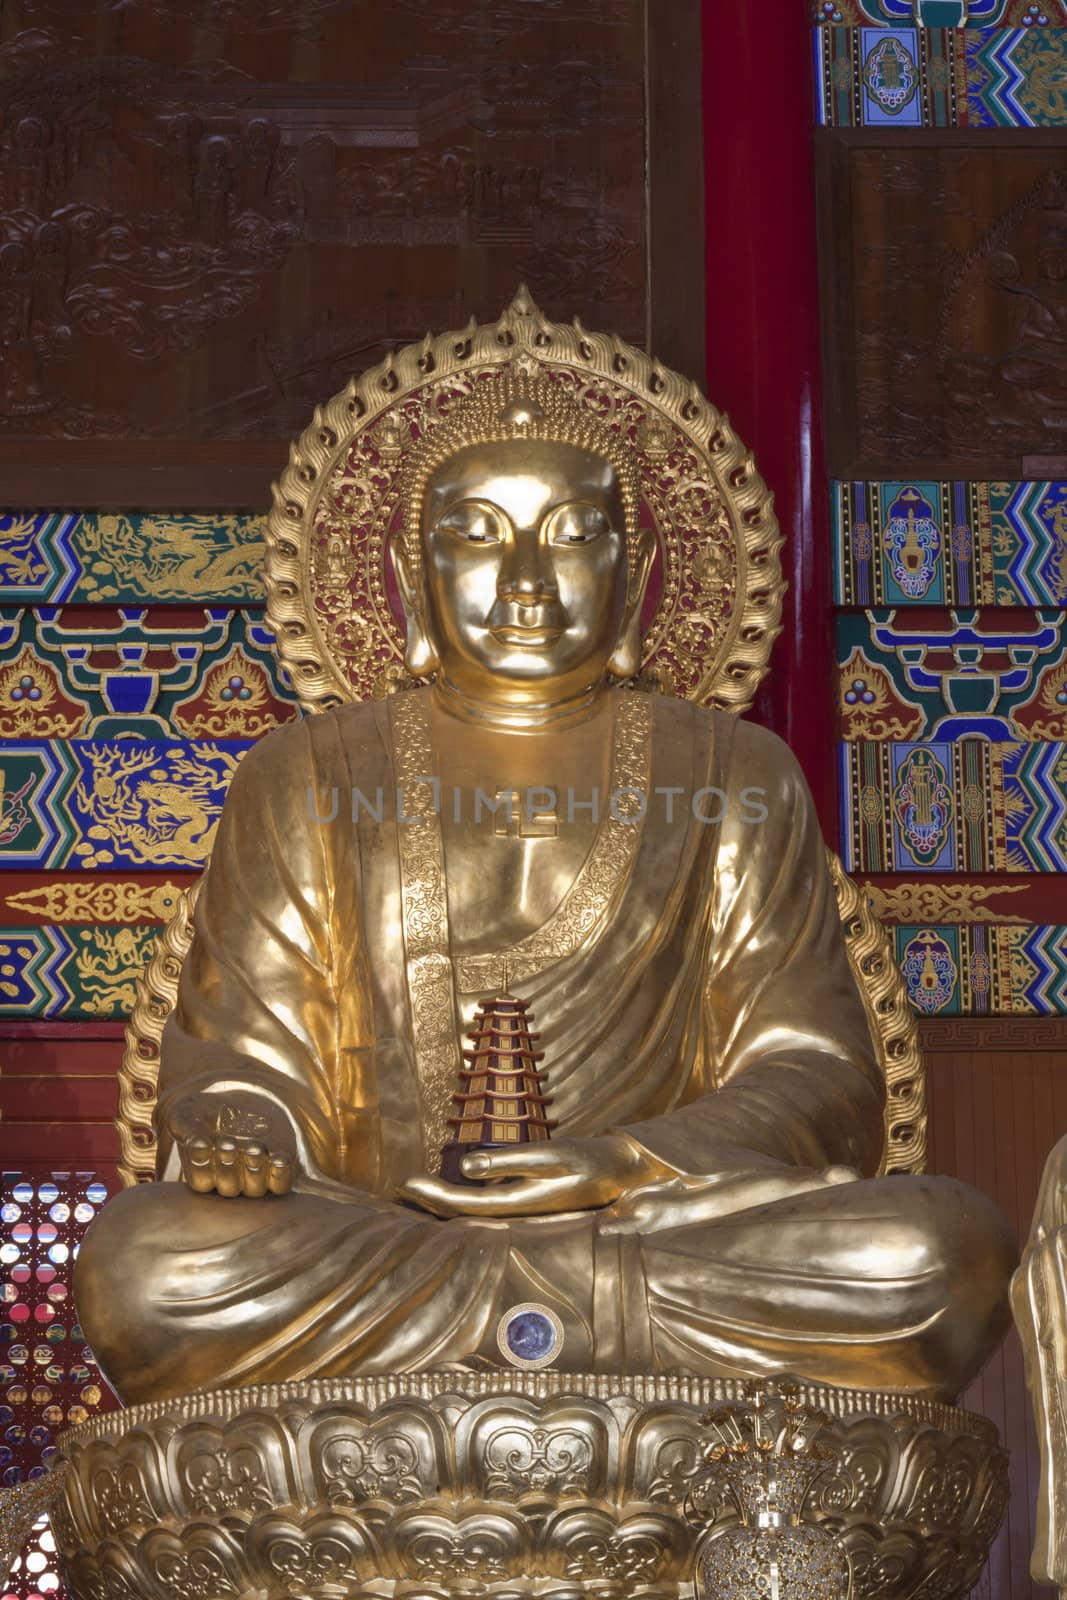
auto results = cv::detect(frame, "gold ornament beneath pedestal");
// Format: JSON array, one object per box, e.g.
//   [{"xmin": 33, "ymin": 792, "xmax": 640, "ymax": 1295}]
[
  {"xmin": 0, "ymin": 1471, "xmax": 63, "ymax": 1585},
  {"xmin": 53, "ymin": 1374, "xmax": 1006, "ymax": 1600},
  {"xmin": 691, "ymin": 1382, "xmax": 851, "ymax": 1600}
]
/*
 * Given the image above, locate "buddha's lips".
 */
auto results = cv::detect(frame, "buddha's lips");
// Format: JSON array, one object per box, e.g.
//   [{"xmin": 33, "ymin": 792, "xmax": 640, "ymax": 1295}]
[
  {"xmin": 489, "ymin": 623, "xmax": 566, "ymax": 647},
  {"xmin": 486, "ymin": 599, "xmax": 568, "ymax": 646}
]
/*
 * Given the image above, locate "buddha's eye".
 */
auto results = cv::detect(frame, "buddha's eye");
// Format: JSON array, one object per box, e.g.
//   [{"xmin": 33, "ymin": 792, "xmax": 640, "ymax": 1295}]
[
  {"xmin": 545, "ymin": 502, "xmax": 611, "ymax": 546},
  {"xmin": 434, "ymin": 500, "xmax": 505, "ymax": 545}
]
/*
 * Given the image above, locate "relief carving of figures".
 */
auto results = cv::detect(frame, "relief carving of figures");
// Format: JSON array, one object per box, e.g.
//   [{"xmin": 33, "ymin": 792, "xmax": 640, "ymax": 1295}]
[
  {"xmin": 389, "ymin": 0, "xmax": 636, "ymax": 29},
  {"xmin": 826, "ymin": 146, "xmax": 1067, "ymax": 476},
  {"xmin": 0, "ymin": 42, "xmax": 303, "ymax": 419},
  {"xmin": 14, "ymin": 0, "xmax": 353, "ymax": 26},
  {"xmin": 0, "ymin": 239, "xmax": 47, "ymax": 416},
  {"xmin": 0, "ymin": 4, "xmax": 646, "ymax": 441},
  {"xmin": 940, "ymin": 171, "xmax": 1067, "ymax": 458}
]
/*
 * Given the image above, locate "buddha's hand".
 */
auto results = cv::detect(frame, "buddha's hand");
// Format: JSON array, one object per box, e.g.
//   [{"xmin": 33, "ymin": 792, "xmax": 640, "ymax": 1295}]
[
  {"xmin": 600, "ymin": 1160, "xmax": 862, "ymax": 1235},
  {"xmin": 168, "ymin": 1093, "xmax": 297, "ymax": 1198},
  {"xmin": 397, "ymin": 1133, "xmax": 666, "ymax": 1219}
]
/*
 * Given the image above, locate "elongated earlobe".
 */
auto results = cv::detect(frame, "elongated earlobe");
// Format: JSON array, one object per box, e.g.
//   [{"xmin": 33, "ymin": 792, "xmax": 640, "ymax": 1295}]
[
  {"xmin": 607, "ymin": 611, "xmax": 643, "ymax": 680},
  {"xmin": 608, "ymin": 528, "xmax": 655, "ymax": 681},
  {"xmin": 394, "ymin": 546, "xmax": 440, "ymax": 680},
  {"xmin": 404, "ymin": 618, "xmax": 440, "ymax": 680}
]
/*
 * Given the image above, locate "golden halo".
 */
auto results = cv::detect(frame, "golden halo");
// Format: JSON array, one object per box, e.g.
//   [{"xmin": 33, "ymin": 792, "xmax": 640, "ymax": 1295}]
[{"xmin": 264, "ymin": 288, "xmax": 785, "ymax": 712}]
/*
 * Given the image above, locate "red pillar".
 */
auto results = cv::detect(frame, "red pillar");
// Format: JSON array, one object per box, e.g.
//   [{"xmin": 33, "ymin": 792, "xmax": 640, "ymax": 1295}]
[{"xmin": 702, "ymin": 0, "xmax": 835, "ymax": 837}]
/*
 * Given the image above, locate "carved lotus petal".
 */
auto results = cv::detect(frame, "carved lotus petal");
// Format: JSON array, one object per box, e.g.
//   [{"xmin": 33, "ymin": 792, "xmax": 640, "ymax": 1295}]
[
  {"xmin": 241, "ymin": 1509, "xmax": 382, "ymax": 1593},
  {"xmin": 55, "ymin": 1375, "xmax": 1007, "ymax": 1600}
]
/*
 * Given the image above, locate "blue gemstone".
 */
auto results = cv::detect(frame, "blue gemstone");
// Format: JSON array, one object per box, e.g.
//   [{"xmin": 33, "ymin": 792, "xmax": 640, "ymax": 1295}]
[{"xmin": 505, "ymin": 1310, "xmax": 558, "ymax": 1363}]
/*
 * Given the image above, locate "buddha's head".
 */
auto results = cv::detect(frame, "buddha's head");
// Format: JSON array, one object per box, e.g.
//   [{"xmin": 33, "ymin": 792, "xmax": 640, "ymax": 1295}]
[{"xmin": 394, "ymin": 372, "xmax": 654, "ymax": 711}]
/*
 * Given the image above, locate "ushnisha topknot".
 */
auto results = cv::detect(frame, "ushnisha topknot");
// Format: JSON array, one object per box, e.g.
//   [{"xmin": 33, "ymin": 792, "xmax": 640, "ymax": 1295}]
[{"xmin": 400, "ymin": 367, "xmax": 642, "ymax": 581}]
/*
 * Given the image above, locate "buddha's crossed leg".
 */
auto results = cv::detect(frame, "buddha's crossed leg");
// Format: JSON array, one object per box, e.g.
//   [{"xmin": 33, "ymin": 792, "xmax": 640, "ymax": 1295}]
[{"xmin": 76, "ymin": 1172, "xmax": 1013, "ymax": 1406}]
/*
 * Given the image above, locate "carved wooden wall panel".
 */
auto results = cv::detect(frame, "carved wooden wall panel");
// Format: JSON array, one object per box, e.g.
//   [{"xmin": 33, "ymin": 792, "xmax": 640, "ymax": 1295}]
[
  {"xmin": 0, "ymin": 0, "xmax": 702, "ymax": 505},
  {"xmin": 818, "ymin": 130, "xmax": 1067, "ymax": 479}
]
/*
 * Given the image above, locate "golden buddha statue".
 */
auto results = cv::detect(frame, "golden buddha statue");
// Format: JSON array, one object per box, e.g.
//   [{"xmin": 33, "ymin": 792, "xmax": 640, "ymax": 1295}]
[
  {"xmin": 1013, "ymin": 1138, "xmax": 1067, "ymax": 1591},
  {"xmin": 74, "ymin": 293, "xmax": 1014, "ymax": 1409}
]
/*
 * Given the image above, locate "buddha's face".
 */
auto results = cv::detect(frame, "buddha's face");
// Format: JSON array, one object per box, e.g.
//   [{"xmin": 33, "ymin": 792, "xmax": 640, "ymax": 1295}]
[{"xmin": 416, "ymin": 438, "xmax": 630, "ymax": 705}]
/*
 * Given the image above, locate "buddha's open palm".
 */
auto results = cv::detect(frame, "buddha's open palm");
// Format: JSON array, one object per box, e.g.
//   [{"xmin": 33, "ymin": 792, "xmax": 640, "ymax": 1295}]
[
  {"xmin": 398, "ymin": 1134, "xmax": 860, "ymax": 1224},
  {"xmin": 169, "ymin": 1094, "xmax": 296, "ymax": 1198},
  {"xmin": 397, "ymin": 1133, "xmax": 666, "ymax": 1218}
]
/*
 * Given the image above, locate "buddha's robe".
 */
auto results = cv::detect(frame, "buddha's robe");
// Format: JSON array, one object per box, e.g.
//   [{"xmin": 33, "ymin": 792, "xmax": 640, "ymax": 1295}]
[
  {"xmin": 76, "ymin": 692, "xmax": 1014, "ymax": 1404},
  {"xmin": 1011, "ymin": 1137, "xmax": 1067, "ymax": 1590}
]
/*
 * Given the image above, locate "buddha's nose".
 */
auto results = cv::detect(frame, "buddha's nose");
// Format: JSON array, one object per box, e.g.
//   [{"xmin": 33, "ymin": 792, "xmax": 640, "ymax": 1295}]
[{"xmin": 496, "ymin": 531, "xmax": 558, "ymax": 605}]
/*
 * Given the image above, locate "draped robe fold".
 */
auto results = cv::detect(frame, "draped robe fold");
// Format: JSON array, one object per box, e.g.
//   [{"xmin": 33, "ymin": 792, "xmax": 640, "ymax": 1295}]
[
  {"xmin": 1011, "ymin": 1138, "xmax": 1067, "ymax": 1589},
  {"xmin": 75, "ymin": 692, "xmax": 1015, "ymax": 1404}
]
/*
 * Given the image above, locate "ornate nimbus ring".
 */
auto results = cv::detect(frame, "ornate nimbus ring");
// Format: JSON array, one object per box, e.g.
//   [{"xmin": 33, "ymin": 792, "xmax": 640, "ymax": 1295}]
[{"xmin": 264, "ymin": 288, "xmax": 785, "ymax": 713}]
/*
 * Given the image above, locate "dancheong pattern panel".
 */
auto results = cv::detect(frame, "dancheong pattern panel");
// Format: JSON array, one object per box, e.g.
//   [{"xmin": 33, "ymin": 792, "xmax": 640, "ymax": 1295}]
[
  {"xmin": 890, "ymin": 922, "xmax": 1067, "ymax": 1014},
  {"xmin": 0, "ymin": 609, "xmax": 299, "ymax": 741},
  {"xmin": 0, "ymin": 741, "xmax": 247, "ymax": 873},
  {"xmin": 832, "ymin": 466, "xmax": 1067, "ymax": 1016},
  {"xmin": 840, "ymin": 740, "xmax": 1067, "ymax": 873},
  {"xmin": 0, "ymin": 928, "xmax": 161, "ymax": 1020},
  {"xmin": 815, "ymin": 23, "xmax": 1067, "ymax": 124},
  {"xmin": 0, "ymin": 526, "xmax": 297, "ymax": 1025},
  {"xmin": 833, "ymin": 481, "xmax": 1067, "ymax": 605},
  {"xmin": 0, "ymin": 514, "xmax": 267, "ymax": 605},
  {"xmin": 837, "ymin": 610, "xmax": 1067, "ymax": 741},
  {"xmin": 813, "ymin": 1, "xmax": 1067, "ymax": 21}
]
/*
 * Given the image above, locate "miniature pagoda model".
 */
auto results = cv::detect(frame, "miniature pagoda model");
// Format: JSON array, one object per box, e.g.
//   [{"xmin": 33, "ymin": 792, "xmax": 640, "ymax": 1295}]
[{"xmin": 440, "ymin": 988, "xmax": 557, "ymax": 1185}]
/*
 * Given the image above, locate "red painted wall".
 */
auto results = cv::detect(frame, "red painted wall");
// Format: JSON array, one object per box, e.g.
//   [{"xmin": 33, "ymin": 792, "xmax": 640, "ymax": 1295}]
[{"xmin": 702, "ymin": 0, "xmax": 836, "ymax": 837}]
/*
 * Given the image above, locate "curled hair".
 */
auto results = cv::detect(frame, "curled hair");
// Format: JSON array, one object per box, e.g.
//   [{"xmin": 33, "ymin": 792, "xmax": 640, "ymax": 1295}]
[{"xmin": 401, "ymin": 369, "xmax": 642, "ymax": 578}]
